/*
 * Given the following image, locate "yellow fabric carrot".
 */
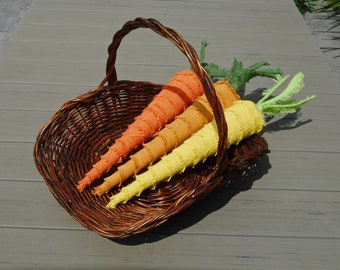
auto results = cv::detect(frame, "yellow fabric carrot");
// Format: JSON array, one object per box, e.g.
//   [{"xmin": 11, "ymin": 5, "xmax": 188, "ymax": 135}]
[
  {"xmin": 92, "ymin": 81, "xmax": 240, "ymax": 196},
  {"xmin": 106, "ymin": 73, "xmax": 316, "ymax": 208}
]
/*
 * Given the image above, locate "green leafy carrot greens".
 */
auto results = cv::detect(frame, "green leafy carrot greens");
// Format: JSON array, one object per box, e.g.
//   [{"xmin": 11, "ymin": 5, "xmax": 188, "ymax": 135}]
[
  {"xmin": 106, "ymin": 73, "xmax": 316, "ymax": 208},
  {"xmin": 199, "ymin": 40, "xmax": 283, "ymax": 89}
]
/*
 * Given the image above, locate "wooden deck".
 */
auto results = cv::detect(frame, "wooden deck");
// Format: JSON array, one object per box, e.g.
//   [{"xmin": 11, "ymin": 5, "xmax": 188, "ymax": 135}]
[{"xmin": 1, "ymin": 0, "xmax": 339, "ymax": 269}]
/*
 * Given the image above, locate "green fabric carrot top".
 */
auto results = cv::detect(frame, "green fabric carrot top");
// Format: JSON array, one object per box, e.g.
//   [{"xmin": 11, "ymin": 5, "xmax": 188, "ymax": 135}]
[{"xmin": 199, "ymin": 40, "xmax": 283, "ymax": 90}]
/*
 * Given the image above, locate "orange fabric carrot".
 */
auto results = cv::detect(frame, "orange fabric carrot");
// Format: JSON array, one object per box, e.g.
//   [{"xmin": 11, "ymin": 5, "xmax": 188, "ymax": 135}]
[
  {"xmin": 77, "ymin": 70, "xmax": 204, "ymax": 191},
  {"xmin": 92, "ymin": 80, "xmax": 240, "ymax": 195}
]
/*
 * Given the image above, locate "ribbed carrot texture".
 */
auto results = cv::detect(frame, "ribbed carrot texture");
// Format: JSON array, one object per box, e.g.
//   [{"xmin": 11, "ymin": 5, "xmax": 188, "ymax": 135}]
[
  {"xmin": 106, "ymin": 100, "xmax": 263, "ymax": 208},
  {"xmin": 77, "ymin": 70, "xmax": 204, "ymax": 192},
  {"xmin": 106, "ymin": 73, "xmax": 316, "ymax": 208},
  {"xmin": 92, "ymin": 81, "xmax": 240, "ymax": 196}
]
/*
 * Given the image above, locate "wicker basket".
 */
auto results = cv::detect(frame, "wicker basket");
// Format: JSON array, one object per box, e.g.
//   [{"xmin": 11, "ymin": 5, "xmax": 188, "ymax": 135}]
[{"xmin": 33, "ymin": 17, "xmax": 269, "ymax": 238}]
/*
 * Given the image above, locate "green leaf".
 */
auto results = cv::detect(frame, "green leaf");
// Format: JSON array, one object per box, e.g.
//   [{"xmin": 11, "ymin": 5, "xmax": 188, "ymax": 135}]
[{"xmin": 257, "ymin": 72, "xmax": 316, "ymax": 117}]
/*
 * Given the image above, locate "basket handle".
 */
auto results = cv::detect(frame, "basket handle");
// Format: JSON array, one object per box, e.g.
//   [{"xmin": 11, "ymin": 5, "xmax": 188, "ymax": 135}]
[{"xmin": 102, "ymin": 17, "xmax": 229, "ymax": 179}]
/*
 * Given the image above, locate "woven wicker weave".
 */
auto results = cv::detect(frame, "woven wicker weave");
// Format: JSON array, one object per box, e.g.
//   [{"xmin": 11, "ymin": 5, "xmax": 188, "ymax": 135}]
[{"xmin": 33, "ymin": 17, "xmax": 269, "ymax": 238}]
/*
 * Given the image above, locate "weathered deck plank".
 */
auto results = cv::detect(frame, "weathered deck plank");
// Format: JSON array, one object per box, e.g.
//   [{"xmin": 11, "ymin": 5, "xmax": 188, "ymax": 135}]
[
  {"xmin": 1, "ymin": 0, "xmax": 339, "ymax": 269},
  {"xmin": 3, "ymin": 226, "xmax": 339, "ymax": 270},
  {"xmin": 2, "ymin": 178, "xmax": 340, "ymax": 237}
]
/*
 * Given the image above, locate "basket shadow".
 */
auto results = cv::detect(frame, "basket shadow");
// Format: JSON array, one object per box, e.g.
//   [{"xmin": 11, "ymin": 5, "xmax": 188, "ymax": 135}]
[
  {"xmin": 111, "ymin": 154, "xmax": 271, "ymax": 245},
  {"xmin": 264, "ymin": 111, "xmax": 313, "ymax": 133}
]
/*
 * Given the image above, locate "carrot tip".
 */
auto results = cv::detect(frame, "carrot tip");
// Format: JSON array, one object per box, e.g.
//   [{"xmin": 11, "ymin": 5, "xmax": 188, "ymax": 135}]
[
  {"xmin": 76, "ymin": 183, "xmax": 85, "ymax": 192},
  {"xmin": 76, "ymin": 177, "xmax": 92, "ymax": 192}
]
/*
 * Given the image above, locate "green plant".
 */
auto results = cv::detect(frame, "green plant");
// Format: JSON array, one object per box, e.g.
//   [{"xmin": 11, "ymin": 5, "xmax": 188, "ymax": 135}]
[
  {"xmin": 294, "ymin": 0, "xmax": 339, "ymax": 29},
  {"xmin": 294, "ymin": 0, "xmax": 319, "ymax": 14},
  {"xmin": 317, "ymin": 0, "xmax": 340, "ymax": 29}
]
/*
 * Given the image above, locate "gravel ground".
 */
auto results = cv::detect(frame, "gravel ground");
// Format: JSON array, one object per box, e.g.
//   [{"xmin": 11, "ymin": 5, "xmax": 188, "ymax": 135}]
[{"xmin": 0, "ymin": 0, "xmax": 339, "ymax": 83}]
